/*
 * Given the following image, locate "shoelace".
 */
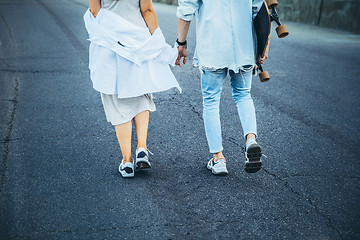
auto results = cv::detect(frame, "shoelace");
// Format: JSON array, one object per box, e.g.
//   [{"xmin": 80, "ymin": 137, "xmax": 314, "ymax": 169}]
[{"xmin": 147, "ymin": 149, "xmax": 154, "ymax": 156}]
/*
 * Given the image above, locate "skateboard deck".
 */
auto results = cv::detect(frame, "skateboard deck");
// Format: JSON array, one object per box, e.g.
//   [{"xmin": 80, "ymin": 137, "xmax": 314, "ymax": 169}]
[
  {"xmin": 254, "ymin": 3, "xmax": 271, "ymax": 63},
  {"xmin": 253, "ymin": 0, "xmax": 289, "ymax": 82}
]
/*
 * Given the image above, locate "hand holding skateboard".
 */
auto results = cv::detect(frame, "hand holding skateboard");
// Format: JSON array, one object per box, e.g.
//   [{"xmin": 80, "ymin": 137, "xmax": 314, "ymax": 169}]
[{"xmin": 254, "ymin": 0, "xmax": 289, "ymax": 82}]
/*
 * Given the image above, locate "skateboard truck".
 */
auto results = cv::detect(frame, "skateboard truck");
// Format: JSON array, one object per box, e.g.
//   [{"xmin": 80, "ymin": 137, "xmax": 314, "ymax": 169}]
[{"xmin": 266, "ymin": 0, "xmax": 289, "ymax": 38}]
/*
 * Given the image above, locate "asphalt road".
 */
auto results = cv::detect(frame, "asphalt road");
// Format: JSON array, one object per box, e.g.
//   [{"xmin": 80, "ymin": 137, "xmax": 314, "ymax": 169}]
[{"xmin": 1, "ymin": 0, "xmax": 360, "ymax": 239}]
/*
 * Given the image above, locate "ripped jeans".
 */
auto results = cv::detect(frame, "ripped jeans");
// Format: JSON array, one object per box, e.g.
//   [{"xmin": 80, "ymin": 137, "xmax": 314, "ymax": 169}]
[{"xmin": 201, "ymin": 68, "xmax": 257, "ymax": 153}]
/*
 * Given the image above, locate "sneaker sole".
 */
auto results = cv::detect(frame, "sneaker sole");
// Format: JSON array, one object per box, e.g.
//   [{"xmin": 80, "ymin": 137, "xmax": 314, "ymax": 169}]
[
  {"xmin": 136, "ymin": 160, "xmax": 151, "ymax": 169},
  {"xmin": 212, "ymin": 169, "xmax": 228, "ymax": 175},
  {"xmin": 245, "ymin": 144, "xmax": 263, "ymax": 173}
]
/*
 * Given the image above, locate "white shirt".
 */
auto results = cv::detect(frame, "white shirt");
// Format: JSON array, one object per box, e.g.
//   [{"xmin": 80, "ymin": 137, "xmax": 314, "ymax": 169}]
[{"xmin": 84, "ymin": 8, "xmax": 181, "ymax": 98}]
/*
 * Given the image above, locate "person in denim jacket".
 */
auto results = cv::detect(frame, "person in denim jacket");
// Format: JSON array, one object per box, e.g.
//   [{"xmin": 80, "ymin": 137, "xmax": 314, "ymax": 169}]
[{"xmin": 176, "ymin": 0, "xmax": 268, "ymax": 175}]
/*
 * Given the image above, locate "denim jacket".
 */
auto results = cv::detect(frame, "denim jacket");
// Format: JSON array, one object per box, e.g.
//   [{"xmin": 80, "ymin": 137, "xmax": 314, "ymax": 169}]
[{"xmin": 177, "ymin": 0, "xmax": 264, "ymax": 72}]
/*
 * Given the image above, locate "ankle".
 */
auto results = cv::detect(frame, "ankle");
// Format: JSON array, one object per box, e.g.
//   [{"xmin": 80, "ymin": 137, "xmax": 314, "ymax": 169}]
[
  {"xmin": 137, "ymin": 145, "xmax": 147, "ymax": 151},
  {"xmin": 123, "ymin": 157, "xmax": 133, "ymax": 163},
  {"xmin": 213, "ymin": 152, "xmax": 225, "ymax": 162},
  {"xmin": 246, "ymin": 134, "xmax": 256, "ymax": 143}
]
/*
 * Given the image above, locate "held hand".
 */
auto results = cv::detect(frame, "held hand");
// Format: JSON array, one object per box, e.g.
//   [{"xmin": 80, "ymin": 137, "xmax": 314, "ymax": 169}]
[
  {"xmin": 176, "ymin": 45, "xmax": 187, "ymax": 68},
  {"xmin": 258, "ymin": 41, "xmax": 269, "ymax": 65}
]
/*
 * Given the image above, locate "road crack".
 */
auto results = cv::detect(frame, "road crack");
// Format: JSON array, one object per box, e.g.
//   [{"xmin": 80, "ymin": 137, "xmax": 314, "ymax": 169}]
[
  {"xmin": 223, "ymin": 135, "xmax": 345, "ymax": 239},
  {"xmin": 283, "ymin": 173, "xmax": 360, "ymax": 179},
  {"xmin": 155, "ymin": 97, "xmax": 202, "ymax": 119},
  {"xmin": 1, "ymin": 77, "xmax": 19, "ymax": 190},
  {"xmin": 262, "ymin": 167, "xmax": 344, "ymax": 240}
]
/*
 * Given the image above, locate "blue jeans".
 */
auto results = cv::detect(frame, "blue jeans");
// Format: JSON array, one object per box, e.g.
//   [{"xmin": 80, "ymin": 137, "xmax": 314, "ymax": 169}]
[{"xmin": 201, "ymin": 68, "xmax": 257, "ymax": 153}]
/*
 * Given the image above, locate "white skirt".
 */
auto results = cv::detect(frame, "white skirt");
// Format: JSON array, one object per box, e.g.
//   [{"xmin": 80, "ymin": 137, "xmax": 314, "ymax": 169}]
[{"xmin": 101, "ymin": 93, "xmax": 156, "ymax": 126}]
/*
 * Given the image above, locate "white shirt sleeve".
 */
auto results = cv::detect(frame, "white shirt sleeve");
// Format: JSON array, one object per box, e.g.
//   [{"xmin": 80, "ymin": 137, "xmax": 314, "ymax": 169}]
[{"xmin": 177, "ymin": 0, "xmax": 200, "ymax": 21}]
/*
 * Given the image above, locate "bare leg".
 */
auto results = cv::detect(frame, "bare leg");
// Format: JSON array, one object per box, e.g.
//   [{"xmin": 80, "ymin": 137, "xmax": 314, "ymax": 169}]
[
  {"xmin": 115, "ymin": 121, "xmax": 132, "ymax": 163},
  {"xmin": 133, "ymin": 110, "xmax": 150, "ymax": 150}
]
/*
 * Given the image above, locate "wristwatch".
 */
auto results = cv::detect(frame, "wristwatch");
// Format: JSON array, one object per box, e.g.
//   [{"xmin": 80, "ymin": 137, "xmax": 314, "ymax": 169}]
[{"xmin": 176, "ymin": 39, "xmax": 187, "ymax": 46}]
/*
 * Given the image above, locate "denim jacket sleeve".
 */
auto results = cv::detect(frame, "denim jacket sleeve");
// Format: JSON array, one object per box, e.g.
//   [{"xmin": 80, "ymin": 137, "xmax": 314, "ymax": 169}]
[
  {"xmin": 252, "ymin": 0, "xmax": 265, "ymax": 20},
  {"xmin": 177, "ymin": 0, "xmax": 201, "ymax": 21}
]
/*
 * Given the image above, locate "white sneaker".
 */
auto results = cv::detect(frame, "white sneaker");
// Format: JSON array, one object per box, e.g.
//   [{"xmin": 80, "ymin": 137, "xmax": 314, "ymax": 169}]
[
  {"xmin": 245, "ymin": 139, "xmax": 262, "ymax": 173},
  {"xmin": 207, "ymin": 158, "xmax": 228, "ymax": 175},
  {"xmin": 119, "ymin": 161, "xmax": 134, "ymax": 178},
  {"xmin": 135, "ymin": 147, "xmax": 151, "ymax": 169}
]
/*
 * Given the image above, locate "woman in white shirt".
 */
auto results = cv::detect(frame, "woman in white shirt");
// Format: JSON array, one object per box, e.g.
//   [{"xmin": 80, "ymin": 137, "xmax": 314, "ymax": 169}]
[{"xmin": 87, "ymin": 0, "xmax": 180, "ymax": 178}]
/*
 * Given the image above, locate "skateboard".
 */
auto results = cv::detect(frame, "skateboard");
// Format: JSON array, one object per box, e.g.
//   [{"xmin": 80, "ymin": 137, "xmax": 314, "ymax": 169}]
[{"xmin": 253, "ymin": 0, "xmax": 289, "ymax": 82}]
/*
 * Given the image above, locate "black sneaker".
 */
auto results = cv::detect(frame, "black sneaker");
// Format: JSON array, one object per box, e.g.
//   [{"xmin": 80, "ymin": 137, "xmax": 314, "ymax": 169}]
[{"xmin": 244, "ymin": 140, "xmax": 263, "ymax": 173}]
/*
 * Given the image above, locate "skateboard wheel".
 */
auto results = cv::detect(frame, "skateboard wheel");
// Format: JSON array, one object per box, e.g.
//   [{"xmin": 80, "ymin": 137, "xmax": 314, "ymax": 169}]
[
  {"xmin": 259, "ymin": 71, "xmax": 270, "ymax": 82},
  {"xmin": 265, "ymin": 0, "xmax": 278, "ymax": 8},
  {"xmin": 276, "ymin": 24, "xmax": 289, "ymax": 38}
]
